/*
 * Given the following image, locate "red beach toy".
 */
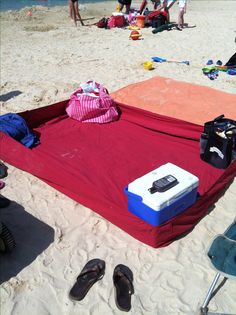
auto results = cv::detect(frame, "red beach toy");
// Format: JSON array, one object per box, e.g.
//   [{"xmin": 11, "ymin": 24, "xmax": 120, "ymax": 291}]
[{"xmin": 130, "ymin": 30, "xmax": 141, "ymax": 40}]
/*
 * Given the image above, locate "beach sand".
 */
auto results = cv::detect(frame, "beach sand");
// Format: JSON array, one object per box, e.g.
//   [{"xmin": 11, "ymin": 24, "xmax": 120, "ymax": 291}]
[{"xmin": 0, "ymin": 1, "xmax": 236, "ymax": 314}]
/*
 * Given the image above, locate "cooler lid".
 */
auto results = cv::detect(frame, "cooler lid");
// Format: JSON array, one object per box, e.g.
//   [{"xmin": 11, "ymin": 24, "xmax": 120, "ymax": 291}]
[{"xmin": 128, "ymin": 163, "xmax": 199, "ymax": 210}]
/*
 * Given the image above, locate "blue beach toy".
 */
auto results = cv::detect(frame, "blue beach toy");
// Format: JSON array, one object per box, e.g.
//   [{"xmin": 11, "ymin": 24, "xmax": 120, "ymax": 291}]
[
  {"xmin": 206, "ymin": 59, "xmax": 213, "ymax": 65},
  {"xmin": 152, "ymin": 56, "xmax": 190, "ymax": 65},
  {"xmin": 216, "ymin": 60, "xmax": 223, "ymax": 66},
  {"xmin": 227, "ymin": 69, "xmax": 236, "ymax": 75}
]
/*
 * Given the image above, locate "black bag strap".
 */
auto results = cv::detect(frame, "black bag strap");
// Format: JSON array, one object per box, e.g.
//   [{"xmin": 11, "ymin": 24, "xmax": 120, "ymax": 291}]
[
  {"xmin": 204, "ymin": 115, "xmax": 224, "ymax": 133},
  {"xmin": 204, "ymin": 115, "xmax": 236, "ymax": 134},
  {"xmin": 214, "ymin": 114, "xmax": 225, "ymax": 121}
]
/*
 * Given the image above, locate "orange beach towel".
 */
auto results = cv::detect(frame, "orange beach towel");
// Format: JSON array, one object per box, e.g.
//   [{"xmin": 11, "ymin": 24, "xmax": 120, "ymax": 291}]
[{"xmin": 111, "ymin": 77, "xmax": 236, "ymax": 125}]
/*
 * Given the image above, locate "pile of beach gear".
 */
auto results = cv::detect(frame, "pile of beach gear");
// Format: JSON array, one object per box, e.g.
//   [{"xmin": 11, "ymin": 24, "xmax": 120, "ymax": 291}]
[{"xmin": 202, "ymin": 53, "xmax": 236, "ymax": 80}]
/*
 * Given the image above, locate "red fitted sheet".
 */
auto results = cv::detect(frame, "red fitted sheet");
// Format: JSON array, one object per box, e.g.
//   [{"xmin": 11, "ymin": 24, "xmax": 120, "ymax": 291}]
[{"xmin": 1, "ymin": 99, "xmax": 235, "ymax": 248}]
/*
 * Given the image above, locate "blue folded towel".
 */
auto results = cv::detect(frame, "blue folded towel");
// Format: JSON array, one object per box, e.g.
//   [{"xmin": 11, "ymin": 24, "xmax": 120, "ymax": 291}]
[{"xmin": 0, "ymin": 113, "xmax": 39, "ymax": 148}]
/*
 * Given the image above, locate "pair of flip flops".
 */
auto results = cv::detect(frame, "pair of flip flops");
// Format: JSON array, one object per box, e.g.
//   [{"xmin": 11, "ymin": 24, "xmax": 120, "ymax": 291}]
[
  {"xmin": 204, "ymin": 60, "xmax": 224, "ymax": 80},
  {"xmin": 69, "ymin": 259, "xmax": 134, "ymax": 312},
  {"xmin": 206, "ymin": 59, "xmax": 223, "ymax": 66}
]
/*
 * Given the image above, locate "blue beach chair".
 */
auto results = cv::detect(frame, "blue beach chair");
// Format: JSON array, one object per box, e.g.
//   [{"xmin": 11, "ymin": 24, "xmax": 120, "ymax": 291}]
[{"xmin": 200, "ymin": 220, "xmax": 236, "ymax": 315}]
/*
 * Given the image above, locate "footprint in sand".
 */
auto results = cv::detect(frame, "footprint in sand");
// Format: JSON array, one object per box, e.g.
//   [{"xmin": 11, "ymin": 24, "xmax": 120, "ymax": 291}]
[{"xmin": 138, "ymin": 262, "xmax": 155, "ymax": 282}]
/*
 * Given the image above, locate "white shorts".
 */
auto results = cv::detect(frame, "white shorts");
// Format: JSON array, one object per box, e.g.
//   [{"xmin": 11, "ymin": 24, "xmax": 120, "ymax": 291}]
[{"xmin": 178, "ymin": 0, "xmax": 186, "ymax": 9}]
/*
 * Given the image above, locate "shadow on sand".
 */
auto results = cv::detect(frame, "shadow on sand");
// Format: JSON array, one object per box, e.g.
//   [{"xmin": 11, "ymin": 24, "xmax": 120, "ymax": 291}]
[
  {"xmin": 171, "ymin": 22, "xmax": 197, "ymax": 29},
  {"xmin": 0, "ymin": 200, "xmax": 54, "ymax": 284}
]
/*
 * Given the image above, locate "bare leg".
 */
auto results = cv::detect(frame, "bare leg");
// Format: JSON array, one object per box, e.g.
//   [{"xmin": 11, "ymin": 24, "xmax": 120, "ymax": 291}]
[
  {"xmin": 69, "ymin": 0, "xmax": 72, "ymax": 18},
  {"xmin": 74, "ymin": 1, "xmax": 79, "ymax": 18},
  {"xmin": 70, "ymin": 0, "xmax": 77, "ymax": 27},
  {"xmin": 164, "ymin": 8, "xmax": 170, "ymax": 23},
  {"xmin": 166, "ymin": 0, "xmax": 177, "ymax": 23},
  {"xmin": 167, "ymin": 0, "xmax": 176, "ymax": 10},
  {"xmin": 74, "ymin": 1, "xmax": 84, "ymax": 25},
  {"xmin": 178, "ymin": 8, "xmax": 184, "ymax": 29},
  {"xmin": 76, "ymin": 3, "xmax": 84, "ymax": 27},
  {"xmin": 157, "ymin": 0, "xmax": 170, "ymax": 23},
  {"xmin": 125, "ymin": 4, "xmax": 131, "ymax": 14},
  {"xmin": 155, "ymin": 0, "xmax": 167, "ymax": 11}
]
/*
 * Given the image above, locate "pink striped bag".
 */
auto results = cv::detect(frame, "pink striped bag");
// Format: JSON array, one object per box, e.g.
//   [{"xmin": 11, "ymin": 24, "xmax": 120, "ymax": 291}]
[{"xmin": 66, "ymin": 81, "xmax": 119, "ymax": 123}]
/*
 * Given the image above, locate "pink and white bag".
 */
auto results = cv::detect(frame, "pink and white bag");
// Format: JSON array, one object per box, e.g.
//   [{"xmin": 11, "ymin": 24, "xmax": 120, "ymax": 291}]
[{"xmin": 66, "ymin": 81, "xmax": 119, "ymax": 123}]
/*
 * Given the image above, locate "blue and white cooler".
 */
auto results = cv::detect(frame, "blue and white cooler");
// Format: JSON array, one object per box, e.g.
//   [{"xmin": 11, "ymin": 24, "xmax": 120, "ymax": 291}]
[{"xmin": 124, "ymin": 163, "xmax": 199, "ymax": 226}]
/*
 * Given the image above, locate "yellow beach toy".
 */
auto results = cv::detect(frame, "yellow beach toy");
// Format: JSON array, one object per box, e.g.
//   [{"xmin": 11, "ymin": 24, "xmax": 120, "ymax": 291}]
[
  {"xmin": 128, "ymin": 25, "xmax": 140, "ymax": 31},
  {"xmin": 116, "ymin": 4, "xmax": 121, "ymax": 12},
  {"xmin": 143, "ymin": 61, "xmax": 154, "ymax": 70}
]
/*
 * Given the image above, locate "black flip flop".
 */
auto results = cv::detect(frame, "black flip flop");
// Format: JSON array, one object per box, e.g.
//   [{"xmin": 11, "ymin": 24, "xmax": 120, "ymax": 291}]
[
  {"xmin": 69, "ymin": 258, "xmax": 105, "ymax": 301},
  {"xmin": 113, "ymin": 264, "xmax": 134, "ymax": 312}
]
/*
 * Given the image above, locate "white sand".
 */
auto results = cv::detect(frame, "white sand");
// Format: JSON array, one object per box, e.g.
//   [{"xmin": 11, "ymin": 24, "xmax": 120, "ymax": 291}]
[{"xmin": 0, "ymin": 1, "xmax": 236, "ymax": 314}]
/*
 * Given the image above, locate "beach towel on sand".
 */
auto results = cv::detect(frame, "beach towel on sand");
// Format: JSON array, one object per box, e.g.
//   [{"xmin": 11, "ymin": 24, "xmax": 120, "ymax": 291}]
[
  {"xmin": 1, "ymin": 92, "xmax": 235, "ymax": 248},
  {"xmin": 111, "ymin": 77, "xmax": 236, "ymax": 125}
]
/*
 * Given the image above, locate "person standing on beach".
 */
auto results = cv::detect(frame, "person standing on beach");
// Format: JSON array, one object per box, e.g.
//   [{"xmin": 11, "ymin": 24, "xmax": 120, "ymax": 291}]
[
  {"xmin": 155, "ymin": 0, "xmax": 187, "ymax": 29},
  {"xmin": 117, "ymin": 0, "xmax": 132, "ymax": 14},
  {"xmin": 69, "ymin": 0, "xmax": 84, "ymax": 27},
  {"xmin": 176, "ymin": 0, "xmax": 187, "ymax": 30}
]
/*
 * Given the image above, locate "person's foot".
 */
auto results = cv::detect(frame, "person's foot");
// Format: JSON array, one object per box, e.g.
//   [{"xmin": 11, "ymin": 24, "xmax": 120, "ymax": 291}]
[{"xmin": 176, "ymin": 25, "xmax": 182, "ymax": 31}]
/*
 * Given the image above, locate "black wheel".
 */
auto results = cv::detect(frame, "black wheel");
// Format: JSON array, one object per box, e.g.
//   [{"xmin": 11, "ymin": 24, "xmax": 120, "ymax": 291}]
[{"xmin": 0, "ymin": 222, "xmax": 16, "ymax": 253}]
